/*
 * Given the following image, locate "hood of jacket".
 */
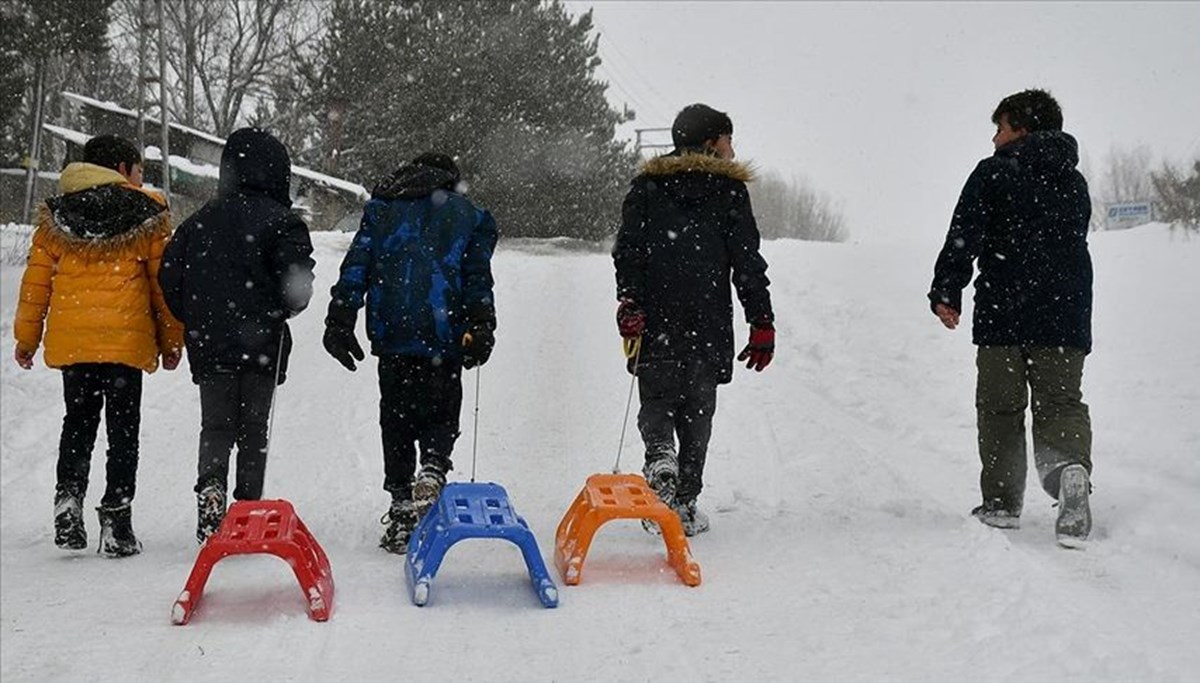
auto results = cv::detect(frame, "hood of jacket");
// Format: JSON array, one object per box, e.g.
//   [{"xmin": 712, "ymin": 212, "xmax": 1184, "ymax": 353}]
[
  {"xmin": 639, "ymin": 150, "xmax": 755, "ymax": 204},
  {"xmin": 371, "ymin": 162, "xmax": 459, "ymax": 200},
  {"xmin": 997, "ymin": 130, "xmax": 1081, "ymax": 172},
  {"xmin": 219, "ymin": 128, "xmax": 292, "ymax": 206},
  {"xmin": 45, "ymin": 162, "xmax": 167, "ymax": 242}
]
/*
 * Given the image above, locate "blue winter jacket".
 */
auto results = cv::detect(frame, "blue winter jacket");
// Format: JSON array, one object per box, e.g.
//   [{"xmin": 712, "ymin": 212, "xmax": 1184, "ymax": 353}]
[{"xmin": 327, "ymin": 163, "xmax": 497, "ymax": 360}]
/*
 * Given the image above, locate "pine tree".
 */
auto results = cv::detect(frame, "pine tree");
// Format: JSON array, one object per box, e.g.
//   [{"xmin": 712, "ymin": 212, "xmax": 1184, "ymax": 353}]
[
  {"xmin": 317, "ymin": 0, "xmax": 637, "ymax": 240},
  {"xmin": 0, "ymin": 0, "xmax": 114, "ymax": 167}
]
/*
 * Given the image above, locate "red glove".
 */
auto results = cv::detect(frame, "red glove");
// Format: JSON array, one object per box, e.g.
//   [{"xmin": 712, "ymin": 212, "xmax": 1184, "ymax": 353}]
[
  {"xmin": 162, "ymin": 350, "xmax": 182, "ymax": 371},
  {"xmin": 737, "ymin": 320, "xmax": 775, "ymax": 371},
  {"xmin": 616, "ymin": 299, "xmax": 645, "ymax": 338}
]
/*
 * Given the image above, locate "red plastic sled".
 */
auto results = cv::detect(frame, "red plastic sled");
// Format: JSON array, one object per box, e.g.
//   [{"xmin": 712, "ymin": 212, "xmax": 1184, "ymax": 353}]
[{"xmin": 172, "ymin": 499, "xmax": 334, "ymax": 624}]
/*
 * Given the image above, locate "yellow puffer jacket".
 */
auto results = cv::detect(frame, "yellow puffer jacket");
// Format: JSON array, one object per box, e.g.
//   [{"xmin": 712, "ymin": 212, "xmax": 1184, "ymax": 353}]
[{"xmin": 13, "ymin": 163, "xmax": 184, "ymax": 372}]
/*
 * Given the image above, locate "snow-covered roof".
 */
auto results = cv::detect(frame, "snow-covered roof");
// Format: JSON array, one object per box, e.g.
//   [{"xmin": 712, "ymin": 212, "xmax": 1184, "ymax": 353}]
[
  {"xmin": 61, "ymin": 91, "xmax": 226, "ymax": 146},
  {"xmin": 61, "ymin": 91, "xmax": 369, "ymax": 201},
  {"xmin": 143, "ymin": 146, "xmax": 220, "ymax": 179},
  {"xmin": 291, "ymin": 166, "xmax": 369, "ymax": 201},
  {"xmin": 0, "ymin": 168, "xmax": 61, "ymax": 181},
  {"xmin": 42, "ymin": 123, "xmax": 92, "ymax": 146}
]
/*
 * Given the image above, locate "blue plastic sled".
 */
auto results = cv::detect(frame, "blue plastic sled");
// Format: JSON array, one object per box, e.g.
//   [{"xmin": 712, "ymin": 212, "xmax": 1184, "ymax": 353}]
[{"xmin": 405, "ymin": 481, "xmax": 559, "ymax": 608}]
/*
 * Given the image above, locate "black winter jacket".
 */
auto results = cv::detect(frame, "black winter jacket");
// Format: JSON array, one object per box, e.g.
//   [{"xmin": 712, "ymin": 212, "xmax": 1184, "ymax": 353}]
[
  {"xmin": 159, "ymin": 129, "xmax": 315, "ymax": 383},
  {"xmin": 930, "ymin": 131, "xmax": 1093, "ymax": 352},
  {"xmin": 613, "ymin": 151, "xmax": 772, "ymax": 384}
]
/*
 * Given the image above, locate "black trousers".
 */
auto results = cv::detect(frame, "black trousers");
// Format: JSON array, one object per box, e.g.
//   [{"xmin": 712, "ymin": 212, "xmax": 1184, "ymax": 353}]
[
  {"xmin": 57, "ymin": 363, "xmax": 143, "ymax": 508},
  {"xmin": 197, "ymin": 371, "xmax": 275, "ymax": 500},
  {"xmin": 636, "ymin": 360, "xmax": 719, "ymax": 504},
  {"xmin": 378, "ymin": 355, "xmax": 462, "ymax": 500}
]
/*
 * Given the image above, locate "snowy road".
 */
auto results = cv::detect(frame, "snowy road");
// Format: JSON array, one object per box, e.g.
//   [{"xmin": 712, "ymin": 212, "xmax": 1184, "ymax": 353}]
[{"xmin": 2, "ymin": 224, "xmax": 1198, "ymax": 681}]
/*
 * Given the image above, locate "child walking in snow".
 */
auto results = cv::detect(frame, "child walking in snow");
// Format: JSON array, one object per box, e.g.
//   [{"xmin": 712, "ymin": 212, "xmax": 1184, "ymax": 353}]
[
  {"xmin": 159, "ymin": 128, "xmax": 315, "ymax": 543},
  {"xmin": 612, "ymin": 103, "xmax": 775, "ymax": 536},
  {"xmin": 323, "ymin": 152, "xmax": 497, "ymax": 554},
  {"xmin": 928, "ymin": 89, "xmax": 1094, "ymax": 548},
  {"xmin": 13, "ymin": 134, "xmax": 183, "ymax": 557}
]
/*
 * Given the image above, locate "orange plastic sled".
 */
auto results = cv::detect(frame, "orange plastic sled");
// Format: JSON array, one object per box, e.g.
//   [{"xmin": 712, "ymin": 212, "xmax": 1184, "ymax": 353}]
[{"xmin": 554, "ymin": 473, "xmax": 701, "ymax": 586}]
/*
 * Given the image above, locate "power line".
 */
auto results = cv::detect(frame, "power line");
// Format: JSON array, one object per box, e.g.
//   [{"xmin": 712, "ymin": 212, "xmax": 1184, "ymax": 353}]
[
  {"xmin": 587, "ymin": 17, "xmax": 675, "ymax": 125},
  {"xmin": 590, "ymin": 16, "xmax": 674, "ymax": 114}
]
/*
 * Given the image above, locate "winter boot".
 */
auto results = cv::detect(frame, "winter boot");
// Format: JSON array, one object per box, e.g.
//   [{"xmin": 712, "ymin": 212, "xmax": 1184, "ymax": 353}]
[
  {"xmin": 971, "ymin": 499, "xmax": 1021, "ymax": 529},
  {"xmin": 1055, "ymin": 464, "xmax": 1092, "ymax": 549},
  {"xmin": 380, "ymin": 497, "xmax": 420, "ymax": 555},
  {"xmin": 640, "ymin": 456, "xmax": 679, "ymax": 534},
  {"xmin": 672, "ymin": 499, "xmax": 710, "ymax": 537},
  {"xmin": 643, "ymin": 456, "xmax": 678, "ymax": 507},
  {"xmin": 412, "ymin": 466, "xmax": 447, "ymax": 519},
  {"xmin": 54, "ymin": 490, "xmax": 87, "ymax": 550},
  {"xmin": 196, "ymin": 483, "xmax": 228, "ymax": 544},
  {"xmin": 97, "ymin": 504, "xmax": 142, "ymax": 558}
]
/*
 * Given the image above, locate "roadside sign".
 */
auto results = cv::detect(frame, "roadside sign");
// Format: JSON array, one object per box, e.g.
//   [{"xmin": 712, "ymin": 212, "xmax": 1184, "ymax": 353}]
[{"xmin": 1105, "ymin": 201, "xmax": 1153, "ymax": 230}]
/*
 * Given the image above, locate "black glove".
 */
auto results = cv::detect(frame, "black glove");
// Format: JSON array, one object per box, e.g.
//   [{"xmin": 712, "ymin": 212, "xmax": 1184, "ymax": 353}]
[
  {"xmin": 323, "ymin": 323, "xmax": 364, "ymax": 371},
  {"xmin": 461, "ymin": 321, "xmax": 495, "ymax": 370}
]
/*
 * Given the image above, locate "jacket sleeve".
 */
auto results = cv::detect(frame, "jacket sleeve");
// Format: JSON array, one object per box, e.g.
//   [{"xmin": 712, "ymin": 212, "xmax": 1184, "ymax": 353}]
[
  {"xmin": 158, "ymin": 221, "xmax": 188, "ymax": 325},
  {"xmin": 146, "ymin": 220, "xmax": 184, "ymax": 354},
  {"xmin": 612, "ymin": 180, "xmax": 647, "ymax": 303},
  {"xmin": 273, "ymin": 213, "xmax": 316, "ymax": 319},
  {"xmin": 725, "ymin": 184, "xmax": 773, "ymax": 324},
  {"xmin": 462, "ymin": 207, "xmax": 498, "ymax": 326},
  {"xmin": 929, "ymin": 160, "xmax": 993, "ymax": 313},
  {"xmin": 12, "ymin": 226, "xmax": 57, "ymax": 352},
  {"xmin": 327, "ymin": 202, "xmax": 379, "ymax": 329}
]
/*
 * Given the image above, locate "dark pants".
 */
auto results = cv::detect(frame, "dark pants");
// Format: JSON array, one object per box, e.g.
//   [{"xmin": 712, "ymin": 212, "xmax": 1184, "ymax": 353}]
[
  {"xmin": 637, "ymin": 360, "xmax": 719, "ymax": 504},
  {"xmin": 976, "ymin": 346, "xmax": 1092, "ymax": 511},
  {"xmin": 378, "ymin": 355, "xmax": 462, "ymax": 500},
  {"xmin": 57, "ymin": 363, "xmax": 142, "ymax": 508},
  {"xmin": 197, "ymin": 371, "xmax": 275, "ymax": 500}
]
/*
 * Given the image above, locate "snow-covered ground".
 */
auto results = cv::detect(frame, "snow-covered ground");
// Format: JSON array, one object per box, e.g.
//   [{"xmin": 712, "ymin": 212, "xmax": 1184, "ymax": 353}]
[{"xmin": 2, "ymin": 223, "xmax": 1197, "ymax": 681}]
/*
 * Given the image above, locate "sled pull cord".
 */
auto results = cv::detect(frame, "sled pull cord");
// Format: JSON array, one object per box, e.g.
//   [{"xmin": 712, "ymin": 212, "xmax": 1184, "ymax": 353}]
[{"xmin": 613, "ymin": 335, "xmax": 643, "ymax": 474}]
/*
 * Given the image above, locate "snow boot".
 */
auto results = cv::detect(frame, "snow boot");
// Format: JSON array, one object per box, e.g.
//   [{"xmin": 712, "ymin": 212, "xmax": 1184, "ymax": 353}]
[
  {"xmin": 196, "ymin": 483, "xmax": 227, "ymax": 544},
  {"xmin": 673, "ymin": 499, "xmax": 710, "ymax": 537},
  {"xmin": 380, "ymin": 497, "xmax": 420, "ymax": 555},
  {"xmin": 640, "ymin": 456, "xmax": 679, "ymax": 534},
  {"xmin": 971, "ymin": 499, "xmax": 1021, "ymax": 529},
  {"xmin": 1055, "ymin": 464, "xmax": 1091, "ymax": 549},
  {"xmin": 412, "ymin": 466, "xmax": 446, "ymax": 519},
  {"xmin": 643, "ymin": 456, "xmax": 678, "ymax": 507},
  {"xmin": 54, "ymin": 490, "xmax": 87, "ymax": 550},
  {"xmin": 97, "ymin": 504, "xmax": 142, "ymax": 557}
]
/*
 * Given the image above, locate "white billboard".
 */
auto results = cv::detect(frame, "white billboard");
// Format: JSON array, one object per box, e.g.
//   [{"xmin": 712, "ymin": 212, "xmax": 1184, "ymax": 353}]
[{"xmin": 1105, "ymin": 201, "xmax": 1153, "ymax": 230}]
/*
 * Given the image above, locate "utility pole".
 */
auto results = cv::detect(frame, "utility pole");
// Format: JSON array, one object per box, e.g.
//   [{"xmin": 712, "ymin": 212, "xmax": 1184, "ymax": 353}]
[
  {"xmin": 634, "ymin": 127, "xmax": 672, "ymax": 157},
  {"xmin": 134, "ymin": 0, "xmax": 169, "ymax": 201},
  {"xmin": 156, "ymin": 0, "xmax": 170, "ymax": 201},
  {"xmin": 135, "ymin": 0, "xmax": 147, "ymax": 149},
  {"xmin": 20, "ymin": 60, "xmax": 46, "ymax": 224}
]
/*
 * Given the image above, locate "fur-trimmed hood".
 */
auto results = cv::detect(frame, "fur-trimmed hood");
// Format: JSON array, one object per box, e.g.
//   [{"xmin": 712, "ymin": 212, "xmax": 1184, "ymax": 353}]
[
  {"xmin": 640, "ymin": 152, "xmax": 755, "ymax": 183},
  {"xmin": 39, "ymin": 163, "xmax": 170, "ymax": 257}
]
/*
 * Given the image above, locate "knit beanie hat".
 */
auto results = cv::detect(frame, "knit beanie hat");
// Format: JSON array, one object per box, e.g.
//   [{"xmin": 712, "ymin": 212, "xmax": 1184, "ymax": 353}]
[{"xmin": 672, "ymin": 103, "xmax": 733, "ymax": 149}]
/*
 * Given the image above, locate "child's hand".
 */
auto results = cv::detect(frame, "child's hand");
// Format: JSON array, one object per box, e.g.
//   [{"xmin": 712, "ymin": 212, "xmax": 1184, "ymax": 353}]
[
  {"xmin": 13, "ymin": 346, "xmax": 34, "ymax": 370},
  {"xmin": 934, "ymin": 303, "xmax": 960, "ymax": 330}
]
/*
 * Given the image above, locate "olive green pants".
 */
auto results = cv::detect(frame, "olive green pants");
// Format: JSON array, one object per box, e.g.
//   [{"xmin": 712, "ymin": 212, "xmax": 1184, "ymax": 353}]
[{"xmin": 975, "ymin": 346, "xmax": 1092, "ymax": 512}]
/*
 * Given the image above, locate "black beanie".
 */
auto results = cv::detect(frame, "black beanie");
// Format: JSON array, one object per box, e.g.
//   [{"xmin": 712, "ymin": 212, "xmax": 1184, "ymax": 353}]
[
  {"xmin": 412, "ymin": 152, "xmax": 461, "ymax": 185},
  {"xmin": 672, "ymin": 103, "xmax": 733, "ymax": 149}
]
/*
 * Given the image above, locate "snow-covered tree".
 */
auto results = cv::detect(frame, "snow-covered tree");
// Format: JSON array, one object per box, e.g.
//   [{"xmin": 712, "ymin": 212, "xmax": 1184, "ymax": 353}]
[
  {"xmin": 750, "ymin": 171, "xmax": 848, "ymax": 242},
  {"xmin": 316, "ymin": 0, "xmax": 637, "ymax": 240},
  {"xmin": 1152, "ymin": 159, "xmax": 1200, "ymax": 232},
  {"xmin": 0, "ymin": 0, "xmax": 114, "ymax": 167}
]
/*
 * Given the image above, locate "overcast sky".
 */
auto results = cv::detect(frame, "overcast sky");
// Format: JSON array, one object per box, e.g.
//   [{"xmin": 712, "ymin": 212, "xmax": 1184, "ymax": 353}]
[{"xmin": 564, "ymin": 1, "xmax": 1200, "ymax": 244}]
